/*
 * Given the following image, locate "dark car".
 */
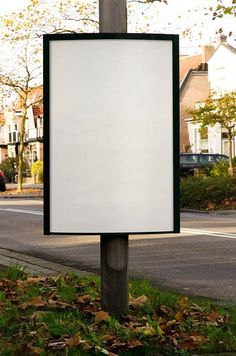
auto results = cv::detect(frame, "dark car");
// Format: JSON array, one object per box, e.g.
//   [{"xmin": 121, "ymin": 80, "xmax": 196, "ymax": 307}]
[
  {"xmin": 0, "ymin": 170, "xmax": 6, "ymax": 192},
  {"xmin": 180, "ymin": 153, "xmax": 229, "ymax": 177}
]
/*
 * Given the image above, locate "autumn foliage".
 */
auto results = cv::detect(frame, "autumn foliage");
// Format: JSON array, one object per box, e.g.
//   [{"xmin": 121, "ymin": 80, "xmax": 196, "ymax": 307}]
[{"xmin": 0, "ymin": 269, "xmax": 235, "ymax": 355}]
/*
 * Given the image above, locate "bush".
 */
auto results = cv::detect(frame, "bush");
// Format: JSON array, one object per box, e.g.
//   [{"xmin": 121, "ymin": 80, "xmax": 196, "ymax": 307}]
[
  {"xmin": 31, "ymin": 160, "xmax": 43, "ymax": 183},
  {"xmin": 0, "ymin": 157, "xmax": 16, "ymax": 182},
  {"xmin": 207, "ymin": 161, "xmax": 229, "ymax": 177},
  {"xmin": 232, "ymin": 157, "xmax": 236, "ymax": 167},
  {"xmin": 180, "ymin": 176, "xmax": 236, "ymax": 210}
]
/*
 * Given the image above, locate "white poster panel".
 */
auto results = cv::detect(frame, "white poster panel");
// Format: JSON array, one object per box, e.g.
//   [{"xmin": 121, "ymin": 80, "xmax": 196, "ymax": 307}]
[{"xmin": 46, "ymin": 35, "xmax": 178, "ymax": 234}]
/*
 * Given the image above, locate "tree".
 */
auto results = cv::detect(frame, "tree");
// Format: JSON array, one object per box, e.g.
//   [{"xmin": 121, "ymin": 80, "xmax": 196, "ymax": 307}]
[
  {"xmin": 210, "ymin": 0, "xmax": 236, "ymax": 19},
  {"xmin": 0, "ymin": 0, "xmax": 169, "ymax": 192},
  {"xmin": 0, "ymin": 0, "xmax": 54, "ymax": 192},
  {"xmin": 189, "ymin": 92, "xmax": 236, "ymax": 174}
]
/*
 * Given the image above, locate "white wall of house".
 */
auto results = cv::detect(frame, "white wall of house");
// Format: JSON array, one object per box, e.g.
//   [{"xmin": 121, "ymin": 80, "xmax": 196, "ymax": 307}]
[
  {"xmin": 187, "ymin": 40, "xmax": 236, "ymax": 157},
  {"xmin": 208, "ymin": 44, "xmax": 236, "ymax": 94}
]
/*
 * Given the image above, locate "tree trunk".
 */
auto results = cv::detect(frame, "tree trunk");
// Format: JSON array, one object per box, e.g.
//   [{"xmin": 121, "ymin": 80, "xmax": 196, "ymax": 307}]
[
  {"xmin": 17, "ymin": 106, "xmax": 27, "ymax": 192},
  {"xmin": 228, "ymin": 128, "xmax": 233, "ymax": 176}
]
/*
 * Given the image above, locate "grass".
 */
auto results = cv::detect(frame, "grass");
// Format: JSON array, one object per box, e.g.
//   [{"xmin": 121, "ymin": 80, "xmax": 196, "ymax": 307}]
[{"xmin": 0, "ymin": 266, "xmax": 236, "ymax": 355}]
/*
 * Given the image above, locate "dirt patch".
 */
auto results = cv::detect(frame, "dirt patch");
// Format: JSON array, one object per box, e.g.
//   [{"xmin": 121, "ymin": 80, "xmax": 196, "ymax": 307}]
[{"xmin": 0, "ymin": 188, "xmax": 43, "ymax": 197}]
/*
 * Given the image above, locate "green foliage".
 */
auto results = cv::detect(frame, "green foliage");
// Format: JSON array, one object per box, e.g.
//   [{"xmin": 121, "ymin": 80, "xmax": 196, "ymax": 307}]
[
  {"xmin": 206, "ymin": 161, "xmax": 229, "ymax": 177},
  {"xmin": 180, "ymin": 176, "xmax": 236, "ymax": 210},
  {"xmin": 0, "ymin": 270, "xmax": 236, "ymax": 354},
  {"xmin": 210, "ymin": 0, "xmax": 236, "ymax": 19},
  {"xmin": 0, "ymin": 265, "xmax": 27, "ymax": 281},
  {"xmin": 0, "ymin": 157, "xmax": 16, "ymax": 182},
  {"xmin": 31, "ymin": 160, "xmax": 43, "ymax": 183},
  {"xmin": 232, "ymin": 156, "xmax": 236, "ymax": 167},
  {"xmin": 0, "ymin": 156, "xmax": 29, "ymax": 182}
]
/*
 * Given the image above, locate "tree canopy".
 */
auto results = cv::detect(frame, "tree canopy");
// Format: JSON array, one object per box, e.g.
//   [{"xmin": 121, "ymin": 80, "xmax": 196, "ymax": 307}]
[{"xmin": 190, "ymin": 92, "xmax": 236, "ymax": 171}]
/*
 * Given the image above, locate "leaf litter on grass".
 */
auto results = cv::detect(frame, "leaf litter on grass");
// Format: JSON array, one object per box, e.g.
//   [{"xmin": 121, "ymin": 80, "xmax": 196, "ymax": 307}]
[{"xmin": 0, "ymin": 268, "xmax": 235, "ymax": 355}]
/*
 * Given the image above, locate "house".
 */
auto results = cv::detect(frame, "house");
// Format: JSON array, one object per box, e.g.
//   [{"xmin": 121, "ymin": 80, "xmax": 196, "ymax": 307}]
[
  {"xmin": 179, "ymin": 45, "xmax": 215, "ymax": 152},
  {"xmin": 0, "ymin": 85, "xmax": 43, "ymax": 167},
  {"xmin": 187, "ymin": 35, "xmax": 236, "ymax": 156}
]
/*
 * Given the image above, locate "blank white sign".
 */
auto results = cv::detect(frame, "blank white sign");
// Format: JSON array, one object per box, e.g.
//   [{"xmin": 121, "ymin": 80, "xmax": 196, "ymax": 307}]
[{"xmin": 48, "ymin": 36, "xmax": 176, "ymax": 234}]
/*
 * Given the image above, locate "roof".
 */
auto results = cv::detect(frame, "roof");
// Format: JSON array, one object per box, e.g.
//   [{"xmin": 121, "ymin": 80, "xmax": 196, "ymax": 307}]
[
  {"xmin": 14, "ymin": 85, "xmax": 43, "ymax": 115},
  {"xmin": 179, "ymin": 54, "xmax": 202, "ymax": 82}
]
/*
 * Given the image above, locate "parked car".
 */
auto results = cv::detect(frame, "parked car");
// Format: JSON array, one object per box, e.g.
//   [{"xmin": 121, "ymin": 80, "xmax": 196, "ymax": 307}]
[
  {"xmin": 180, "ymin": 153, "xmax": 229, "ymax": 177},
  {"xmin": 0, "ymin": 170, "xmax": 6, "ymax": 192}
]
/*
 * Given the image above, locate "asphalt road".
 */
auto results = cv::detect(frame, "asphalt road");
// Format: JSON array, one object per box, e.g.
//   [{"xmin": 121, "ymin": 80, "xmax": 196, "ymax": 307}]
[{"xmin": 0, "ymin": 199, "xmax": 236, "ymax": 303}]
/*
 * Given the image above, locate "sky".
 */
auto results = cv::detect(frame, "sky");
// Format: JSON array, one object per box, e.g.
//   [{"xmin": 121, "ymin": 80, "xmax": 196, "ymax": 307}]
[{"xmin": 0, "ymin": 0, "xmax": 235, "ymax": 54}]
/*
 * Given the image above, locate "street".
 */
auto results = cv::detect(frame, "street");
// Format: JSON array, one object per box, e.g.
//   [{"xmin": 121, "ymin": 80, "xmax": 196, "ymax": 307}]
[{"xmin": 0, "ymin": 199, "xmax": 236, "ymax": 303}]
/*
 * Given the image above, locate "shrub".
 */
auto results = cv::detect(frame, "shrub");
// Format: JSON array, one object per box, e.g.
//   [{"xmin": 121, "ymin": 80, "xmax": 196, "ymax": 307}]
[
  {"xmin": 31, "ymin": 160, "xmax": 43, "ymax": 183},
  {"xmin": 232, "ymin": 157, "xmax": 236, "ymax": 167},
  {"xmin": 0, "ymin": 157, "xmax": 16, "ymax": 182},
  {"xmin": 180, "ymin": 176, "xmax": 236, "ymax": 210},
  {"xmin": 208, "ymin": 161, "xmax": 229, "ymax": 177}
]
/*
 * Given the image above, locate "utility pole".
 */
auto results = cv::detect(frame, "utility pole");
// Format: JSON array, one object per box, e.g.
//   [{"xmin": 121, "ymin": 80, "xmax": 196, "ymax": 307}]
[{"xmin": 99, "ymin": 0, "xmax": 129, "ymax": 316}]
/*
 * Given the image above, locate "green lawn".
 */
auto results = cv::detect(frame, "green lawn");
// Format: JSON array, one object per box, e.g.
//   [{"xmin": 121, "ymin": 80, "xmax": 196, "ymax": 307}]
[{"xmin": 0, "ymin": 266, "xmax": 236, "ymax": 355}]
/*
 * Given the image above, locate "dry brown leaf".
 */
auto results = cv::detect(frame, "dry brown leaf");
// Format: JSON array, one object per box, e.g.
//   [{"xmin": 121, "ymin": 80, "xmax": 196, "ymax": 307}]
[
  {"xmin": 18, "ymin": 277, "xmax": 47, "ymax": 286},
  {"xmin": 135, "ymin": 324, "xmax": 155, "ymax": 336},
  {"xmin": 158, "ymin": 305, "xmax": 169, "ymax": 315},
  {"xmin": 167, "ymin": 319, "xmax": 177, "ymax": 328},
  {"xmin": 26, "ymin": 345, "xmax": 44, "ymax": 354},
  {"xmin": 83, "ymin": 303, "xmax": 99, "ymax": 314},
  {"xmin": 182, "ymin": 333, "xmax": 207, "ymax": 350},
  {"xmin": 19, "ymin": 296, "xmax": 47, "ymax": 310},
  {"xmin": 175, "ymin": 311, "xmax": 183, "ymax": 321},
  {"xmin": 76, "ymin": 294, "xmax": 91, "ymax": 304},
  {"xmin": 130, "ymin": 295, "xmax": 148, "ymax": 308},
  {"xmin": 66, "ymin": 332, "xmax": 81, "ymax": 347},
  {"xmin": 47, "ymin": 341, "xmax": 67, "ymax": 350},
  {"xmin": 101, "ymin": 335, "xmax": 117, "ymax": 343},
  {"xmin": 127, "ymin": 339, "xmax": 143, "ymax": 349},
  {"xmin": 94, "ymin": 310, "xmax": 110, "ymax": 322},
  {"xmin": 0, "ymin": 301, "xmax": 6, "ymax": 308},
  {"xmin": 31, "ymin": 296, "xmax": 47, "ymax": 307},
  {"xmin": 178, "ymin": 296, "xmax": 189, "ymax": 310},
  {"xmin": 205, "ymin": 310, "xmax": 225, "ymax": 323}
]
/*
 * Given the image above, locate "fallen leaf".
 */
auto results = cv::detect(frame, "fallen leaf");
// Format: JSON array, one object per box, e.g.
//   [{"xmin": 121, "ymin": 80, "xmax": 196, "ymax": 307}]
[
  {"xmin": 178, "ymin": 296, "xmax": 189, "ymax": 310},
  {"xmin": 175, "ymin": 311, "xmax": 183, "ymax": 321},
  {"xmin": 94, "ymin": 310, "xmax": 110, "ymax": 322},
  {"xmin": 182, "ymin": 333, "xmax": 207, "ymax": 350},
  {"xmin": 135, "ymin": 323, "xmax": 155, "ymax": 336},
  {"xmin": 101, "ymin": 335, "xmax": 117, "ymax": 344},
  {"xmin": 66, "ymin": 332, "xmax": 81, "ymax": 347},
  {"xmin": 30, "ymin": 296, "xmax": 47, "ymax": 307},
  {"xmin": 47, "ymin": 341, "xmax": 67, "ymax": 350},
  {"xmin": 26, "ymin": 345, "xmax": 44, "ymax": 354},
  {"xmin": 130, "ymin": 295, "xmax": 148, "ymax": 308},
  {"xmin": 76, "ymin": 294, "xmax": 91, "ymax": 304},
  {"xmin": 127, "ymin": 339, "xmax": 143, "ymax": 349}
]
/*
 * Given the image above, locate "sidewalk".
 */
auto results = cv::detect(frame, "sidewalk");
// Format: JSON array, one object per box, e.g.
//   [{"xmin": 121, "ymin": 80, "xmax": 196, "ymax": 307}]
[{"xmin": 0, "ymin": 247, "xmax": 93, "ymax": 276}]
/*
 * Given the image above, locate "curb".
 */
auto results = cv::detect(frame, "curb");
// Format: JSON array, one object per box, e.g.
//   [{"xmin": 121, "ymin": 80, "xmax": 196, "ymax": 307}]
[
  {"xmin": 0, "ymin": 195, "xmax": 43, "ymax": 200},
  {"xmin": 0, "ymin": 247, "xmax": 94, "ymax": 277},
  {"xmin": 181, "ymin": 208, "xmax": 236, "ymax": 215}
]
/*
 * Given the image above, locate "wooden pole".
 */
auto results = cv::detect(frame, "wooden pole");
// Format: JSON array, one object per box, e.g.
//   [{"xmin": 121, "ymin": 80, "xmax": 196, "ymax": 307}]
[
  {"xmin": 99, "ymin": 0, "xmax": 129, "ymax": 316},
  {"xmin": 99, "ymin": 0, "xmax": 127, "ymax": 33}
]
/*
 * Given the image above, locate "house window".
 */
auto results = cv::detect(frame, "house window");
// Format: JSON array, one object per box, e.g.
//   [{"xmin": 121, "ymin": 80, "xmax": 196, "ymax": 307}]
[
  {"xmin": 14, "ymin": 124, "xmax": 18, "ymax": 131},
  {"xmin": 8, "ymin": 125, "xmax": 11, "ymax": 132},
  {"xmin": 199, "ymin": 127, "xmax": 208, "ymax": 140}
]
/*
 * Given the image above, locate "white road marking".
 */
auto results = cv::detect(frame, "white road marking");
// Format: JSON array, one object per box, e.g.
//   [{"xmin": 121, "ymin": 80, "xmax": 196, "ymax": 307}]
[
  {"xmin": 0, "ymin": 208, "xmax": 43, "ymax": 216},
  {"xmin": 181, "ymin": 228, "xmax": 236, "ymax": 239},
  {"xmin": 0, "ymin": 208, "xmax": 235, "ymax": 239}
]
